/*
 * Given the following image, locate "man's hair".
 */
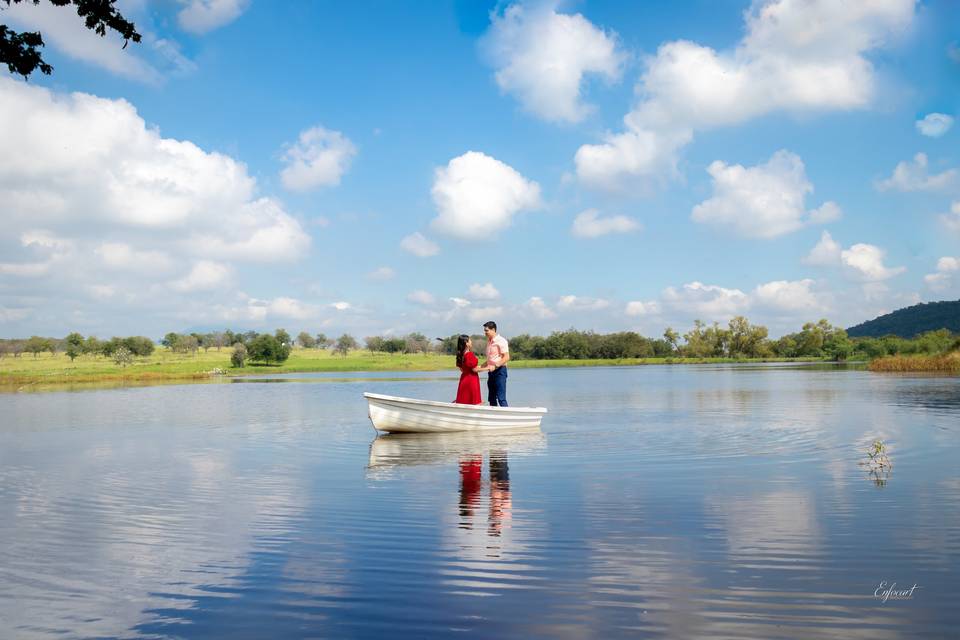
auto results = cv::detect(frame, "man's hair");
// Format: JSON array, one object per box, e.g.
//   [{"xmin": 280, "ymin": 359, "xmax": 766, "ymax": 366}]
[{"xmin": 483, "ymin": 321, "xmax": 497, "ymax": 331}]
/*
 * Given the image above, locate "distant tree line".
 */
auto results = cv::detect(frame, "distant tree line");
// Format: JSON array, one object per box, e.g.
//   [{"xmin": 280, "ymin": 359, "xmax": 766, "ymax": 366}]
[
  {"xmin": 0, "ymin": 334, "xmax": 155, "ymax": 361},
  {"xmin": 3, "ymin": 318, "xmax": 957, "ymax": 367}
]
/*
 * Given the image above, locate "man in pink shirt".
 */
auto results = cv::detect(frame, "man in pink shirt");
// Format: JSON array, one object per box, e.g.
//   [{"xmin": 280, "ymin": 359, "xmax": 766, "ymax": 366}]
[{"xmin": 482, "ymin": 321, "xmax": 510, "ymax": 406}]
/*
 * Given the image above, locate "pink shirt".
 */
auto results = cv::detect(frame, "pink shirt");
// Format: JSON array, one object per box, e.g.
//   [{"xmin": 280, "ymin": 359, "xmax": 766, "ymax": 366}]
[{"xmin": 486, "ymin": 334, "xmax": 509, "ymax": 367}]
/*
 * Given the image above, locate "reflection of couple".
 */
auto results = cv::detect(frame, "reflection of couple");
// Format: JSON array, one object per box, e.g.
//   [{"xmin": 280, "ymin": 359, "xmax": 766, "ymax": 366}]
[
  {"xmin": 455, "ymin": 321, "xmax": 510, "ymax": 407},
  {"xmin": 458, "ymin": 452, "xmax": 511, "ymax": 536}
]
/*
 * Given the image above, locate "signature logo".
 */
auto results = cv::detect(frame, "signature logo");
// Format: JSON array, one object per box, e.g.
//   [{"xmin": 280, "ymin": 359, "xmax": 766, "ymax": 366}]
[{"xmin": 874, "ymin": 581, "xmax": 919, "ymax": 603}]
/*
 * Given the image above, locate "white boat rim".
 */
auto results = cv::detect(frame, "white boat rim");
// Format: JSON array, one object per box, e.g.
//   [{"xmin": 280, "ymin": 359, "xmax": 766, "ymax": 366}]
[{"xmin": 363, "ymin": 392, "xmax": 547, "ymax": 414}]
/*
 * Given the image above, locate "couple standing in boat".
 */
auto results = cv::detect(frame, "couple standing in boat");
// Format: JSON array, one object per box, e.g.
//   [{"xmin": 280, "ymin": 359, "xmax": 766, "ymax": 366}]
[{"xmin": 455, "ymin": 321, "xmax": 510, "ymax": 406}]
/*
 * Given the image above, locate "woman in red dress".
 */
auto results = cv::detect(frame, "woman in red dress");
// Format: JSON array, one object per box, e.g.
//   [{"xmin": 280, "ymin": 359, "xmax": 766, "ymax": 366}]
[{"xmin": 454, "ymin": 334, "xmax": 487, "ymax": 404}]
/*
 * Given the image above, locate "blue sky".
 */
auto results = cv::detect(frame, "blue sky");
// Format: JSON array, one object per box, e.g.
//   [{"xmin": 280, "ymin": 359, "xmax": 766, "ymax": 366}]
[{"xmin": 1, "ymin": 0, "xmax": 958, "ymax": 340}]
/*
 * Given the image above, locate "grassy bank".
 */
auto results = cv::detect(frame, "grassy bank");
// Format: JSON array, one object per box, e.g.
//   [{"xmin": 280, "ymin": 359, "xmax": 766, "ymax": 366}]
[
  {"xmin": 868, "ymin": 352, "xmax": 960, "ymax": 372},
  {"xmin": 0, "ymin": 348, "xmax": 835, "ymax": 388}
]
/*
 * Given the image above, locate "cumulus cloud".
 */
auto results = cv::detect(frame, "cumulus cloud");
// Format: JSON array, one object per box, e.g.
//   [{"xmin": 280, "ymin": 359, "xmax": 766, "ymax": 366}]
[
  {"xmin": 923, "ymin": 256, "xmax": 960, "ymax": 291},
  {"xmin": 400, "ymin": 232, "xmax": 440, "ymax": 257},
  {"xmin": 916, "ymin": 113, "xmax": 954, "ymax": 137},
  {"xmin": 752, "ymin": 279, "xmax": 824, "ymax": 312},
  {"xmin": 691, "ymin": 150, "xmax": 840, "ymax": 238},
  {"xmin": 330, "ymin": 301, "xmax": 352, "ymax": 311},
  {"xmin": 430, "ymin": 151, "xmax": 541, "ymax": 239},
  {"xmin": 557, "ymin": 295, "xmax": 610, "ymax": 311},
  {"xmin": 662, "ymin": 282, "xmax": 751, "ymax": 318},
  {"xmin": 0, "ymin": 78, "xmax": 313, "ymax": 335},
  {"xmin": 803, "ymin": 230, "xmax": 842, "ymax": 266},
  {"xmin": 368, "ymin": 266, "xmax": 396, "ymax": 280},
  {"xmin": 468, "ymin": 282, "xmax": 500, "ymax": 300},
  {"xmin": 279, "ymin": 126, "xmax": 357, "ymax": 192},
  {"xmin": 876, "ymin": 153, "xmax": 959, "ymax": 192},
  {"xmin": 840, "ymin": 244, "xmax": 905, "ymax": 281},
  {"xmin": 178, "ymin": 0, "xmax": 250, "ymax": 34},
  {"xmin": 0, "ymin": 79, "xmax": 308, "ymax": 256},
  {"xmin": 169, "ymin": 260, "xmax": 232, "ymax": 293},
  {"xmin": 625, "ymin": 300, "xmax": 660, "ymax": 316},
  {"xmin": 939, "ymin": 201, "xmax": 960, "ymax": 232},
  {"xmin": 571, "ymin": 209, "xmax": 641, "ymax": 238},
  {"xmin": 3, "ymin": 1, "xmax": 163, "ymax": 82},
  {"xmin": 407, "ymin": 290, "xmax": 436, "ymax": 305},
  {"xmin": 576, "ymin": 0, "xmax": 915, "ymax": 189},
  {"xmin": 524, "ymin": 296, "xmax": 556, "ymax": 319},
  {"xmin": 484, "ymin": 2, "xmax": 624, "ymax": 123},
  {"xmin": 803, "ymin": 231, "xmax": 904, "ymax": 281}
]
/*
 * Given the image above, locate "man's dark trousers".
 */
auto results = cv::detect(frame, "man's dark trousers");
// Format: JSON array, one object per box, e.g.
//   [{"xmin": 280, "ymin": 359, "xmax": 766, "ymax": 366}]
[{"xmin": 488, "ymin": 366, "xmax": 508, "ymax": 406}]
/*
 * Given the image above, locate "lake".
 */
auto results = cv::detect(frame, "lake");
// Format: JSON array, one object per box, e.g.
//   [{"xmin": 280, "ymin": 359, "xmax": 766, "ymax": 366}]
[{"xmin": 1, "ymin": 364, "xmax": 958, "ymax": 638}]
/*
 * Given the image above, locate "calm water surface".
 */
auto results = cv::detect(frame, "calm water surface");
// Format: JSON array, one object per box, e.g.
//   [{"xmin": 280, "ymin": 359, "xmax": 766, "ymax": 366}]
[{"xmin": 1, "ymin": 365, "xmax": 958, "ymax": 638}]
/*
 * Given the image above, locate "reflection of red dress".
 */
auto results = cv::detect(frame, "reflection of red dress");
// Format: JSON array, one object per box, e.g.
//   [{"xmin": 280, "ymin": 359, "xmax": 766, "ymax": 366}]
[{"xmin": 455, "ymin": 352, "xmax": 482, "ymax": 404}]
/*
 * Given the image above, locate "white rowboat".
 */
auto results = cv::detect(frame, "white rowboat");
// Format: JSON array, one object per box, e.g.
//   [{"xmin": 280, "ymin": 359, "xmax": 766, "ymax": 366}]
[{"xmin": 363, "ymin": 392, "xmax": 547, "ymax": 433}]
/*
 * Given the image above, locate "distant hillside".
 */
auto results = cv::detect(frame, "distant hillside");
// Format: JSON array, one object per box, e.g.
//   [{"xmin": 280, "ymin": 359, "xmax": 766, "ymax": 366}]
[{"xmin": 847, "ymin": 300, "xmax": 960, "ymax": 338}]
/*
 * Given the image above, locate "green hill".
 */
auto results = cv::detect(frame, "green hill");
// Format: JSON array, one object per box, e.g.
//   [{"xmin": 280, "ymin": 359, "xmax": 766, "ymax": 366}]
[{"xmin": 847, "ymin": 300, "xmax": 960, "ymax": 338}]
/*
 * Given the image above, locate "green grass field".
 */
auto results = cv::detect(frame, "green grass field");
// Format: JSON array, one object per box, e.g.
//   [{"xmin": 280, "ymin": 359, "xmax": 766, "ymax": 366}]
[{"xmin": 0, "ymin": 347, "xmax": 832, "ymax": 390}]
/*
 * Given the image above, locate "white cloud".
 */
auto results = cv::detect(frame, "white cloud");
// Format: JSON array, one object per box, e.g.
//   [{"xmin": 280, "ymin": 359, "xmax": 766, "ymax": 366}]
[
  {"xmin": 840, "ymin": 243, "xmax": 905, "ymax": 281},
  {"xmin": 95, "ymin": 242, "xmax": 174, "ymax": 274},
  {"xmin": 691, "ymin": 150, "xmax": 840, "ymax": 238},
  {"xmin": 524, "ymin": 296, "xmax": 556, "ymax": 319},
  {"xmin": 407, "ymin": 290, "xmax": 436, "ymax": 306},
  {"xmin": 557, "ymin": 295, "xmax": 610, "ymax": 311},
  {"xmin": 449, "ymin": 297, "xmax": 471, "ymax": 308},
  {"xmin": 184, "ymin": 198, "xmax": 310, "ymax": 262},
  {"xmin": 924, "ymin": 256, "xmax": 960, "ymax": 291},
  {"xmin": 368, "ymin": 266, "xmax": 395, "ymax": 280},
  {"xmin": 170, "ymin": 260, "xmax": 232, "ymax": 293},
  {"xmin": 804, "ymin": 232, "xmax": 904, "ymax": 282},
  {"xmin": 575, "ymin": 0, "xmax": 915, "ymax": 189},
  {"xmin": 177, "ymin": 0, "xmax": 250, "ymax": 35},
  {"xmin": 0, "ymin": 79, "xmax": 308, "ymax": 260},
  {"xmin": 330, "ymin": 301, "xmax": 351, "ymax": 312},
  {"xmin": 571, "ymin": 209, "xmax": 641, "ymax": 238},
  {"xmin": 430, "ymin": 151, "xmax": 541, "ymax": 239},
  {"xmin": 400, "ymin": 232, "xmax": 439, "ymax": 257},
  {"xmin": 4, "ymin": 2, "xmax": 162, "ymax": 82},
  {"xmin": 467, "ymin": 306, "xmax": 504, "ymax": 323},
  {"xmin": 807, "ymin": 201, "xmax": 842, "ymax": 224},
  {"xmin": 916, "ymin": 113, "xmax": 954, "ymax": 137},
  {"xmin": 662, "ymin": 282, "xmax": 750, "ymax": 318},
  {"xmin": 484, "ymin": 2, "xmax": 624, "ymax": 123},
  {"xmin": 752, "ymin": 279, "xmax": 824, "ymax": 312},
  {"xmin": 279, "ymin": 126, "xmax": 357, "ymax": 192},
  {"xmin": 625, "ymin": 300, "xmax": 661, "ymax": 316},
  {"xmin": 876, "ymin": 153, "xmax": 959, "ymax": 192},
  {"xmin": 803, "ymin": 230, "xmax": 842, "ymax": 266},
  {"xmin": 940, "ymin": 201, "xmax": 960, "ymax": 232},
  {"xmin": 468, "ymin": 282, "xmax": 500, "ymax": 300},
  {"xmin": 937, "ymin": 257, "xmax": 960, "ymax": 271}
]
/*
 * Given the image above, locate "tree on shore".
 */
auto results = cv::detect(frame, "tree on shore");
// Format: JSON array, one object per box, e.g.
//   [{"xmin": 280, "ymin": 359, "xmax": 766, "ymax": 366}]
[
  {"xmin": 297, "ymin": 331, "xmax": 316, "ymax": 349},
  {"xmin": 65, "ymin": 332, "xmax": 83, "ymax": 361},
  {"xmin": 112, "ymin": 346, "xmax": 133, "ymax": 367},
  {"xmin": 231, "ymin": 343, "xmax": 247, "ymax": 367},
  {"xmin": 247, "ymin": 333, "xmax": 290, "ymax": 364},
  {"xmin": 1, "ymin": 0, "xmax": 141, "ymax": 78},
  {"xmin": 335, "ymin": 334, "xmax": 357, "ymax": 356}
]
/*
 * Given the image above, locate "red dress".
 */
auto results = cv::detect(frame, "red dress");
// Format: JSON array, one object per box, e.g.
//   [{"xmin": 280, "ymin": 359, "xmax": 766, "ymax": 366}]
[{"xmin": 455, "ymin": 352, "xmax": 482, "ymax": 404}]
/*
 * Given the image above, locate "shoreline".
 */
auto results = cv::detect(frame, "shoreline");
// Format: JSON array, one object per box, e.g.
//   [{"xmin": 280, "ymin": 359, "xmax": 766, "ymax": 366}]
[{"xmin": 0, "ymin": 353, "xmax": 841, "ymax": 391}]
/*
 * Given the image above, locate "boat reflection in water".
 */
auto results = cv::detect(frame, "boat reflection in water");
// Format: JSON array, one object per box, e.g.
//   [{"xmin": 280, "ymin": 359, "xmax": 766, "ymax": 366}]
[
  {"xmin": 367, "ymin": 429, "xmax": 546, "ymax": 561},
  {"xmin": 366, "ymin": 428, "xmax": 546, "ymax": 471}
]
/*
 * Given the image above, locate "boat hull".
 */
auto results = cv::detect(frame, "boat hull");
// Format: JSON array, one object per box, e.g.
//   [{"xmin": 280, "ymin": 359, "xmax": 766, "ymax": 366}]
[{"xmin": 363, "ymin": 392, "xmax": 547, "ymax": 433}]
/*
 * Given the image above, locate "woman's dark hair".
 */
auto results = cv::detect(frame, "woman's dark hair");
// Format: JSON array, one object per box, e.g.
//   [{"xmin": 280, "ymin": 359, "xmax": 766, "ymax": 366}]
[{"xmin": 455, "ymin": 334, "xmax": 470, "ymax": 368}]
